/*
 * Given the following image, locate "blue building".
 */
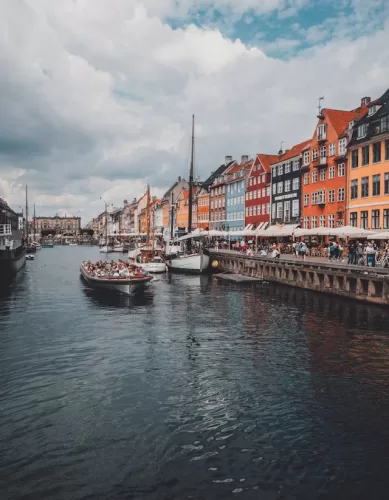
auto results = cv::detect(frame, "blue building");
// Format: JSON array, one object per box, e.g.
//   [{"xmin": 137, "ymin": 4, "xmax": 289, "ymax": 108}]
[{"xmin": 225, "ymin": 155, "xmax": 252, "ymax": 235}]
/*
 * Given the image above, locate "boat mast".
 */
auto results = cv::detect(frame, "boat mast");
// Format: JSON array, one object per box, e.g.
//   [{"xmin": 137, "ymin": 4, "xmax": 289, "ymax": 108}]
[
  {"xmin": 188, "ymin": 114, "xmax": 194, "ymax": 250},
  {"xmin": 170, "ymin": 190, "xmax": 174, "ymax": 239},
  {"xmin": 146, "ymin": 183, "xmax": 151, "ymax": 247},
  {"xmin": 33, "ymin": 204, "xmax": 36, "ymax": 240},
  {"xmin": 105, "ymin": 202, "xmax": 108, "ymax": 244},
  {"xmin": 25, "ymin": 185, "xmax": 28, "ymax": 242}
]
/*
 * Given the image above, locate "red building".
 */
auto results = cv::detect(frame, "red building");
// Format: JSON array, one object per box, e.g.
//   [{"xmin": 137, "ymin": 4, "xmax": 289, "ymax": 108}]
[{"xmin": 245, "ymin": 154, "xmax": 278, "ymax": 228}]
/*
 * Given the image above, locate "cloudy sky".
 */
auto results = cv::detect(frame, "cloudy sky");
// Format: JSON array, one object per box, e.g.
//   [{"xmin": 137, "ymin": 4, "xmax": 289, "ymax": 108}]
[{"xmin": 1, "ymin": 0, "xmax": 389, "ymax": 224}]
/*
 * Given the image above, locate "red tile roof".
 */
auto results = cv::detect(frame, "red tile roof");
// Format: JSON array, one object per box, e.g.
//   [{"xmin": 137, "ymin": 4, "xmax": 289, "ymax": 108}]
[
  {"xmin": 226, "ymin": 159, "xmax": 252, "ymax": 175},
  {"xmin": 255, "ymin": 154, "xmax": 279, "ymax": 172},
  {"xmin": 325, "ymin": 106, "xmax": 368, "ymax": 136},
  {"xmin": 269, "ymin": 139, "xmax": 310, "ymax": 165}
]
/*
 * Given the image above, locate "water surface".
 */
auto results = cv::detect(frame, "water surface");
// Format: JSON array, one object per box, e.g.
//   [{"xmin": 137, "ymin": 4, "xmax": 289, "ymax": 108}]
[{"xmin": 1, "ymin": 246, "xmax": 389, "ymax": 499}]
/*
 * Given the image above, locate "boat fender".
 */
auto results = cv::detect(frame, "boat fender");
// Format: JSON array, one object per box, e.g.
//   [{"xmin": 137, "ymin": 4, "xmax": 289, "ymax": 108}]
[{"xmin": 211, "ymin": 260, "xmax": 219, "ymax": 269}]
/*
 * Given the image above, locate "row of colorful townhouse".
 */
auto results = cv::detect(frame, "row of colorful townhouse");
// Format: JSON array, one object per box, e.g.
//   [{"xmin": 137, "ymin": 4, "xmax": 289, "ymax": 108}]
[{"xmin": 90, "ymin": 86, "xmax": 389, "ymax": 237}]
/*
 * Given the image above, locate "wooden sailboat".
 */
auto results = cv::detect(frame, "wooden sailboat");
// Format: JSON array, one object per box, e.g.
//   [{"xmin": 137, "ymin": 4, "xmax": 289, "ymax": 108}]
[
  {"xmin": 138, "ymin": 184, "xmax": 166, "ymax": 273},
  {"xmin": 166, "ymin": 115, "xmax": 210, "ymax": 274}
]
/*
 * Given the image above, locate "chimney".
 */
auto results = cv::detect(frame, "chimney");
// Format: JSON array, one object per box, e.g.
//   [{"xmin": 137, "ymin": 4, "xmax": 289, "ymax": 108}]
[
  {"xmin": 225, "ymin": 155, "xmax": 233, "ymax": 164},
  {"xmin": 361, "ymin": 96, "xmax": 371, "ymax": 106},
  {"xmin": 177, "ymin": 176, "xmax": 181, "ymax": 182},
  {"xmin": 278, "ymin": 149, "xmax": 283, "ymax": 155},
  {"xmin": 241, "ymin": 154, "xmax": 249, "ymax": 163}
]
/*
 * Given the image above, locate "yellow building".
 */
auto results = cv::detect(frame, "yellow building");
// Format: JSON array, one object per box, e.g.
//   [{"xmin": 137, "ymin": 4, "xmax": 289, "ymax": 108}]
[{"xmin": 347, "ymin": 91, "xmax": 389, "ymax": 230}]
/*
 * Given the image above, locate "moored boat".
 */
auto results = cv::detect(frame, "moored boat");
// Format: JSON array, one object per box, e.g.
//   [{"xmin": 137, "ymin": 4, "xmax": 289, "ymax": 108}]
[
  {"xmin": 80, "ymin": 260, "xmax": 153, "ymax": 295},
  {"xmin": 0, "ymin": 199, "xmax": 26, "ymax": 284},
  {"xmin": 166, "ymin": 250, "xmax": 209, "ymax": 274},
  {"xmin": 138, "ymin": 256, "xmax": 166, "ymax": 274}
]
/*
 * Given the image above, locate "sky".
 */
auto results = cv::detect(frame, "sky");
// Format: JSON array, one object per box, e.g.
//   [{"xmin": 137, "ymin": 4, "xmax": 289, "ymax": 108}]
[{"xmin": 1, "ymin": 0, "xmax": 389, "ymax": 225}]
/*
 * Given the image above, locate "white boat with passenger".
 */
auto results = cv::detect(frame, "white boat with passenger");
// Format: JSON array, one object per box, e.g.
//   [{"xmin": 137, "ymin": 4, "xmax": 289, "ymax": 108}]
[{"xmin": 80, "ymin": 260, "xmax": 153, "ymax": 295}]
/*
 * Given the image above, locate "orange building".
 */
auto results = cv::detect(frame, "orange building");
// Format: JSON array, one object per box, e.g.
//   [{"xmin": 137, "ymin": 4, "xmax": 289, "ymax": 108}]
[
  {"xmin": 196, "ymin": 187, "xmax": 210, "ymax": 230},
  {"xmin": 301, "ymin": 104, "xmax": 366, "ymax": 230},
  {"xmin": 347, "ymin": 90, "xmax": 389, "ymax": 230}
]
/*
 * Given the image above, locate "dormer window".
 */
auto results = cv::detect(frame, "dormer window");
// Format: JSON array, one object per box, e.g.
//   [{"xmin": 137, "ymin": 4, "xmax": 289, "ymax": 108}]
[
  {"xmin": 368, "ymin": 105, "xmax": 377, "ymax": 116},
  {"xmin": 357, "ymin": 123, "xmax": 368, "ymax": 138},
  {"xmin": 349, "ymin": 120, "xmax": 354, "ymax": 130},
  {"xmin": 317, "ymin": 124, "xmax": 327, "ymax": 141}
]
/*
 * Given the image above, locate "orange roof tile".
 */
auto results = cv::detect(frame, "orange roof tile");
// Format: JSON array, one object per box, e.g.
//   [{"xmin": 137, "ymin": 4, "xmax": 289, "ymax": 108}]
[
  {"xmin": 256, "ymin": 154, "xmax": 279, "ymax": 172},
  {"xmin": 269, "ymin": 139, "xmax": 310, "ymax": 165},
  {"xmin": 325, "ymin": 107, "xmax": 368, "ymax": 137}
]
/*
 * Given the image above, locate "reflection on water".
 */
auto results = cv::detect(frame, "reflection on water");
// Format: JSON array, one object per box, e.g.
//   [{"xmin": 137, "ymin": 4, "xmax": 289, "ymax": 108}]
[{"xmin": 1, "ymin": 247, "xmax": 389, "ymax": 499}]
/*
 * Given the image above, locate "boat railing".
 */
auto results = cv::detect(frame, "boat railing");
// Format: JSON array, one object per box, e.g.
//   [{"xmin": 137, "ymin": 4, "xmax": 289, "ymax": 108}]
[{"xmin": 0, "ymin": 224, "xmax": 12, "ymax": 236}]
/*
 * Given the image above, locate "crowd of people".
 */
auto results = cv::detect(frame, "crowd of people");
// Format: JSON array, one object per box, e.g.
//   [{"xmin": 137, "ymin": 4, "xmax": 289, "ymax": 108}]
[
  {"xmin": 82, "ymin": 260, "xmax": 148, "ymax": 278},
  {"xmin": 211, "ymin": 238, "xmax": 389, "ymax": 267}
]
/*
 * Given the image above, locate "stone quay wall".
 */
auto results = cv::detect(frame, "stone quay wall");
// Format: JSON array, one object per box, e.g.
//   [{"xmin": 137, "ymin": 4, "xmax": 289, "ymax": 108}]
[{"xmin": 208, "ymin": 251, "xmax": 389, "ymax": 306}]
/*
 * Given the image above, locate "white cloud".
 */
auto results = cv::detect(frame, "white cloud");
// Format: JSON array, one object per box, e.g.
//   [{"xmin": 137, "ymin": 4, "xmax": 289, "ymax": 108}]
[{"xmin": 0, "ymin": 1, "xmax": 389, "ymax": 225}]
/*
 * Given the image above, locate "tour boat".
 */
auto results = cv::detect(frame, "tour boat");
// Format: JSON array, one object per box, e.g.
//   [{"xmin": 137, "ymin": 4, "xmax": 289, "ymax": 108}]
[{"xmin": 80, "ymin": 261, "xmax": 153, "ymax": 295}]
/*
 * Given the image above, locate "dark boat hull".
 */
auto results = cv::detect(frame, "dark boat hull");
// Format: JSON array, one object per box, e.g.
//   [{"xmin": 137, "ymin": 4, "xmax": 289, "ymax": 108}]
[{"xmin": 0, "ymin": 246, "xmax": 26, "ymax": 285}]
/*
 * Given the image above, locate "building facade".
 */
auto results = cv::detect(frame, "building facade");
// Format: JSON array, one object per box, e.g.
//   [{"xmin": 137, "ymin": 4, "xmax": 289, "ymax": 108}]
[
  {"xmin": 161, "ymin": 177, "xmax": 189, "ymax": 237},
  {"xmin": 225, "ymin": 156, "xmax": 252, "ymax": 233},
  {"xmin": 34, "ymin": 215, "xmax": 81, "ymax": 235},
  {"xmin": 245, "ymin": 153, "xmax": 276, "ymax": 228},
  {"xmin": 301, "ymin": 105, "xmax": 365, "ymax": 230},
  {"xmin": 270, "ymin": 140, "xmax": 310, "ymax": 226},
  {"xmin": 348, "ymin": 90, "xmax": 389, "ymax": 229},
  {"xmin": 209, "ymin": 157, "xmax": 236, "ymax": 231},
  {"xmin": 196, "ymin": 187, "xmax": 210, "ymax": 230}
]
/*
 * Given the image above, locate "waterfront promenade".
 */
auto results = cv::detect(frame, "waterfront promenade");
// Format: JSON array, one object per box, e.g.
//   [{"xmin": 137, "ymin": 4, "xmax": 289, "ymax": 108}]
[{"xmin": 209, "ymin": 249, "xmax": 389, "ymax": 305}]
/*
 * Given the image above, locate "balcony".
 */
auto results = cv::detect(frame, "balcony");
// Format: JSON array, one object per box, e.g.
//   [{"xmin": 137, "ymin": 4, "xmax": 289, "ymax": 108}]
[
  {"xmin": 0, "ymin": 224, "xmax": 12, "ymax": 236},
  {"xmin": 318, "ymin": 156, "xmax": 328, "ymax": 168},
  {"xmin": 300, "ymin": 163, "xmax": 310, "ymax": 172}
]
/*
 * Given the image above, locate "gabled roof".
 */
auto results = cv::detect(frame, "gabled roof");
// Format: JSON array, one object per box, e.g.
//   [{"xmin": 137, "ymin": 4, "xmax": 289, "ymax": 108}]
[
  {"xmin": 270, "ymin": 139, "xmax": 310, "ymax": 166},
  {"xmin": 324, "ymin": 106, "xmax": 368, "ymax": 137},
  {"xmin": 226, "ymin": 159, "xmax": 252, "ymax": 176},
  {"xmin": 203, "ymin": 160, "xmax": 236, "ymax": 187}
]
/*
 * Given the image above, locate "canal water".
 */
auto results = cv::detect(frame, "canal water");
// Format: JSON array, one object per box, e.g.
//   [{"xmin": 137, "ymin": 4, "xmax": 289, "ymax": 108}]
[{"xmin": 1, "ymin": 246, "xmax": 389, "ymax": 500}]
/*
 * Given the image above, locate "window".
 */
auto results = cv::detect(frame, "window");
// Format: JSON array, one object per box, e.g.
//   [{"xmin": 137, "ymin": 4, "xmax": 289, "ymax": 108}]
[
  {"xmin": 272, "ymin": 204, "xmax": 276, "ymax": 219},
  {"xmin": 292, "ymin": 178, "xmax": 299, "ymax": 190},
  {"xmin": 373, "ymin": 174, "xmax": 381, "ymax": 196},
  {"xmin": 303, "ymin": 216, "xmax": 309, "ymax": 229},
  {"xmin": 329, "ymin": 166, "xmax": 335, "ymax": 179},
  {"xmin": 284, "ymin": 180, "xmax": 291, "ymax": 192},
  {"xmin": 317, "ymin": 124, "xmax": 326, "ymax": 140},
  {"xmin": 285, "ymin": 162, "xmax": 291, "ymax": 173},
  {"xmin": 272, "ymin": 167, "xmax": 277, "ymax": 177},
  {"xmin": 351, "ymin": 149, "xmax": 359, "ymax": 169},
  {"xmin": 358, "ymin": 123, "xmax": 368, "ymax": 138},
  {"xmin": 249, "ymin": 206, "xmax": 253, "ymax": 216},
  {"xmin": 338, "ymin": 138, "xmax": 347, "ymax": 155},
  {"xmin": 312, "ymin": 149, "xmax": 318, "ymax": 161},
  {"xmin": 319, "ymin": 215, "xmax": 325, "ymax": 227},
  {"xmin": 385, "ymin": 173, "xmax": 389, "ymax": 194},
  {"xmin": 312, "ymin": 216, "xmax": 317, "ymax": 228},
  {"xmin": 293, "ymin": 160, "xmax": 300, "ymax": 171},
  {"xmin": 284, "ymin": 201, "xmax": 290, "ymax": 221},
  {"xmin": 386, "ymin": 140, "xmax": 389, "ymax": 161},
  {"xmin": 312, "ymin": 170, "xmax": 318, "ymax": 183},
  {"xmin": 338, "ymin": 188, "xmax": 345, "ymax": 202},
  {"xmin": 368, "ymin": 105, "xmax": 377, "ymax": 116},
  {"xmin": 304, "ymin": 194, "xmax": 309, "ymax": 206},
  {"xmin": 292, "ymin": 200, "xmax": 299, "ymax": 217},
  {"xmin": 277, "ymin": 203, "xmax": 283, "ymax": 219},
  {"xmin": 249, "ymin": 191, "xmax": 252, "ymax": 200},
  {"xmin": 266, "ymin": 203, "xmax": 270, "ymax": 214},
  {"xmin": 361, "ymin": 177, "xmax": 369, "ymax": 197},
  {"xmin": 253, "ymin": 206, "xmax": 256, "ymax": 216},
  {"xmin": 373, "ymin": 142, "xmax": 381, "ymax": 163},
  {"xmin": 266, "ymin": 186, "xmax": 270, "ymax": 197},
  {"xmin": 338, "ymin": 163, "xmax": 345, "ymax": 177},
  {"xmin": 328, "ymin": 214, "xmax": 335, "ymax": 228},
  {"xmin": 249, "ymin": 178, "xmax": 253, "ymax": 187},
  {"xmin": 312, "ymin": 192, "xmax": 317, "ymax": 205},
  {"xmin": 272, "ymin": 183, "xmax": 276, "ymax": 194},
  {"xmin": 362, "ymin": 145, "xmax": 370, "ymax": 165},
  {"xmin": 320, "ymin": 169, "xmax": 326, "ymax": 181},
  {"xmin": 262, "ymin": 188, "xmax": 266, "ymax": 198},
  {"xmin": 253, "ymin": 177, "xmax": 257, "ymax": 185},
  {"xmin": 351, "ymin": 179, "xmax": 358, "ymax": 200},
  {"xmin": 262, "ymin": 173, "xmax": 266, "ymax": 183},
  {"xmin": 278, "ymin": 165, "xmax": 283, "ymax": 175},
  {"xmin": 384, "ymin": 209, "xmax": 389, "ymax": 229},
  {"xmin": 303, "ymin": 151, "xmax": 310, "ymax": 165},
  {"xmin": 304, "ymin": 173, "xmax": 309, "ymax": 185},
  {"xmin": 350, "ymin": 212, "xmax": 358, "ymax": 227},
  {"xmin": 277, "ymin": 182, "xmax": 283, "ymax": 194},
  {"xmin": 257, "ymin": 205, "xmax": 261, "ymax": 215},
  {"xmin": 329, "ymin": 189, "xmax": 335, "ymax": 203},
  {"xmin": 372, "ymin": 210, "xmax": 380, "ymax": 230},
  {"xmin": 361, "ymin": 211, "xmax": 368, "ymax": 229},
  {"xmin": 329, "ymin": 143, "xmax": 336, "ymax": 156}
]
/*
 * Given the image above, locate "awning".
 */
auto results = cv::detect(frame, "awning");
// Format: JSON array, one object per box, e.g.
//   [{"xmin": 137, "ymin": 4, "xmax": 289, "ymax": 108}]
[
  {"xmin": 258, "ymin": 224, "xmax": 300, "ymax": 237},
  {"xmin": 370, "ymin": 231, "xmax": 389, "ymax": 240},
  {"xmin": 330, "ymin": 225, "xmax": 373, "ymax": 238}
]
